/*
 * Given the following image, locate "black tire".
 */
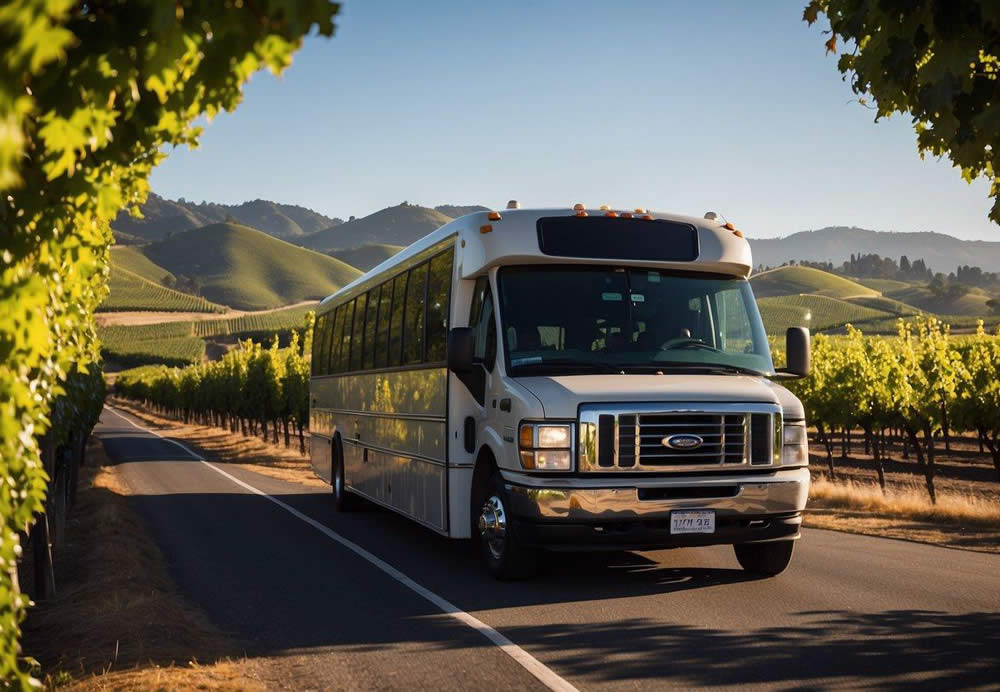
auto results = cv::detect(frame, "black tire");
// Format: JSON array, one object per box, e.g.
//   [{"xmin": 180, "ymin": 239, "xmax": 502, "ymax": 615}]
[
  {"xmin": 734, "ymin": 540, "xmax": 795, "ymax": 576},
  {"xmin": 332, "ymin": 439, "xmax": 360, "ymax": 512},
  {"xmin": 475, "ymin": 471, "xmax": 537, "ymax": 580}
]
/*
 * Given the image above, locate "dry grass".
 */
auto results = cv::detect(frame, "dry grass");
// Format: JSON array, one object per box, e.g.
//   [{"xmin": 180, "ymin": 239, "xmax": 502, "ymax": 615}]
[
  {"xmin": 21, "ymin": 439, "xmax": 263, "ymax": 690},
  {"xmin": 808, "ymin": 477, "xmax": 1000, "ymax": 528},
  {"xmin": 108, "ymin": 397, "xmax": 324, "ymax": 488}
]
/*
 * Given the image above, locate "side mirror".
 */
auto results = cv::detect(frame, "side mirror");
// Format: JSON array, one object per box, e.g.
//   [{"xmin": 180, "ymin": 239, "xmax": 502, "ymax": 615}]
[
  {"xmin": 777, "ymin": 327, "xmax": 810, "ymax": 378},
  {"xmin": 447, "ymin": 327, "xmax": 475, "ymax": 373}
]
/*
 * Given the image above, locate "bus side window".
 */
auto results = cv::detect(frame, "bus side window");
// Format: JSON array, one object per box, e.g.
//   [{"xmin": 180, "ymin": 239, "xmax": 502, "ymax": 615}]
[
  {"xmin": 350, "ymin": 293, "xmax": 366, "ymax": 372},
  {"xmin": 425, "ymin": 250, "xmax": 454, "ymax": 363},
  {"xmin": 474, "ymin": 284, "xmax": 497, "ymax": 372},
  {"xmin": 375, "ymin": 280, "xmax": 393, "ymax": 367},
  {"xmin": 312, "ymin": 314, "xmax": 328, "ymax": 376},
  {"xmin": 402, "ymin": 262, "xmax": 429, "ymax": 365},
  {"xmin": 363, "ymin": 285, "xmax": 380, "ymax": 370},
  {"xmin": 388, "ymin": 274, "xmax": 406, "ymax": 367},
  {"xmin": 329, "ymin": 304, "xmax": 345, "ymax": 374},
  {"xmin": 338, "ymin": 299, "xmax": 355, "ymax": 373}
]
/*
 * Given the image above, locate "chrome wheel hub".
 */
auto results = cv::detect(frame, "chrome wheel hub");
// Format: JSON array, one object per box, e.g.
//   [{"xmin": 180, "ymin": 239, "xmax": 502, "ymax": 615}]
[{"xmin": 478, "ymin": 495, "xmax": 507, "ymax": 560}]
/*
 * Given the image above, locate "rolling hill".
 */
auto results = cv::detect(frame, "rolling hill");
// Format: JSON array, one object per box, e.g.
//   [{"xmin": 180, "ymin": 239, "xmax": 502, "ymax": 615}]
[
  {"xmin": 143, "ymin": 222, "xmax": 362, "ymax": 310},
  {"xmin": 434, "ymin": 204, "xmax": 490, "ymax": 218},
  {"xmin": 328, "ymin": 244, "xmax": 404, "ymax": 272},
  {"xmin": 750, "ymin": 266, "xmax": 879, "ymax": 299},
  {"xmin": 298, "ymin": 203, "xmax": 454, "ymax": 253},
  {"xmin": 749, "ymin": 227, "xmax": 1000, "ymax": 275},
  {"xmin": 100, "ymin": 266, "xmax": 226, "ymax": 313},
  {"xmin": 757, "ymin": 295, "xmax": 893, "ymax": 335},
  {"xmin": 110, "ymin": 246, "xmax": 175, "ymax": 284},
  {"xmin": 882, "ymin": 285, "xmax": 994, "ymax": 316},
  {"xmin": 112, "ymin": 193, "xmax": 343, "ymax": 242}
]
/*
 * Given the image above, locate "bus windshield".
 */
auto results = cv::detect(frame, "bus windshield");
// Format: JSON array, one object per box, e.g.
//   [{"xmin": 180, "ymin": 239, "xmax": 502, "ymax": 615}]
[{"xmin": 497, "ymin": 266, "xmax": 774, "ymax": 376}]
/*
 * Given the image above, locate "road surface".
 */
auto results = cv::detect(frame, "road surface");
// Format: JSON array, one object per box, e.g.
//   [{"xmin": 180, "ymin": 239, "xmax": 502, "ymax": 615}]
[{"xmin": 95, "ymin": 406, "xmax": 1000, "ymax": 690}]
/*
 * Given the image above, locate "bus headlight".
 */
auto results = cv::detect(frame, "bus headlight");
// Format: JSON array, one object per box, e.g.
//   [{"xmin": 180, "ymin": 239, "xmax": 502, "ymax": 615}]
[
  {"xmin": 518, "ymin": 422, "xmax": 573, "ymax": 470},
  {"xmin": 781, "ymin": 422, "xmax": 808, "ymax": 466}
]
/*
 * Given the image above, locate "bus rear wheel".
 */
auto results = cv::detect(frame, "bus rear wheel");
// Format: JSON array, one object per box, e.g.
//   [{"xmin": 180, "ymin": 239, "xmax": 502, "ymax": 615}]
[
  {"xmin": 733, "ymin": 540, "xmax": 794, "ymax": 576},
  {"xmin": 333, "ymin": 440, "xmax": 360, "ymax": 512},
  {"xmin": 476, "ymin": 471, "xmax": 537, "ymax": 580}
]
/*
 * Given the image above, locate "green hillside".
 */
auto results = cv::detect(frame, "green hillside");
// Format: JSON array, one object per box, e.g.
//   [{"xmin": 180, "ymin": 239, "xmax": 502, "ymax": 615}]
[
  {"xmin": 883, "ymin": 285, "xmax": 994, "ymax": 316},
  {"xmin": 844, "ymin": 295, "xmax": 921, "ymax": 316},
  {"xmin": 750, "ymin": 266, "xmax": 879, "ymax": 299},
  {"xmin": 143, "ymin": 222, "xmax": 361, "ymax": 310},
  {"xmin": 328, "ymin": 243, "xmax": 404, "ymax": 272},
  {"xmin": 299, "ymin": 203, "xmax": 453, "ymax": 252},
  {"xmin": 110, "ymin": 246, "xmax": 175, "ymax": 284},
  {"xmin": 756, "ymin": 295, "xmax": 892, "ymax": 335},
  {"xmin": 855, "ymin": 277, "xmax": 914, "ymax": 293},
  {"xmin": 100, "ymin": 266, "xmax": 226, "ymax": 313}
]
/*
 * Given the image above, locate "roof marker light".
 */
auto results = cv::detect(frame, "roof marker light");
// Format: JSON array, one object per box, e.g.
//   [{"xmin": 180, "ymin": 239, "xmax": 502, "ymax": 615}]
[
  {"xmin": 641, "ymin": 214, "xmax": 653, "ymax": 220},
  {"xmin": 573, "ymin": 203, "xmax": 586, "ymax": 211},
  {"xmin": 621, "ymin": 212, "xmax": 633, "ymax": 219},
  {"xmin": 723, "ymin": 221, "xmax": 735, "ymax": 231},
  {"xmin": 506, "ymin": 200, "xmax": 520, "ymax": 209},
  {"xmin": 704, "ymin": 211, "xmax": 718, "ymax": 220},
  {"xmin": 634, "ymin": 207, "xmax": 645, "ymax": 214},
  {"xmin": 576, "ymin": 210, "xmax": 588, "ymax": 217},
  {"xmin": 599, "ymin": 204, "xmax": 610, "ymax": 211},
  {"xmin": 488, "ymin": 211, "xmax": 501, "ymax": 221},
  {"xmin": 732, "ymin": 229, "xmax": 744, "ymax": 238},
  {"xmin": 480, "ymin": 224, "xmax": 493, "ymax": 234},
  {"xmin": 605, "ymin": 211, "xmax": 618, "ymax": 218}
]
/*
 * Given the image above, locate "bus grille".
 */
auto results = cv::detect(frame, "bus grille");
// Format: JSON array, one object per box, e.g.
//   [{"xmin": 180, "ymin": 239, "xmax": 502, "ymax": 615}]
[{"xmin": 582, "ymin": 407, "xmax": 776, "ymax": 471}]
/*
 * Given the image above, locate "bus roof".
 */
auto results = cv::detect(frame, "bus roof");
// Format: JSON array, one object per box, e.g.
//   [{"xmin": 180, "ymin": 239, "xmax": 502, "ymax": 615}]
[{"xmin": 320, "ymin": 207, "xmax": 753, "ymax": 308}]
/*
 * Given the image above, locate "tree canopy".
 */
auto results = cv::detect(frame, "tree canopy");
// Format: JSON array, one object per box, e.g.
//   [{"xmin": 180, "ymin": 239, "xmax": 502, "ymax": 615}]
[
  {"xmin": 0, "ymin": 1, "xmax": 338, "ymax": 685},
  {"xmin": 805, "ymin": 1, "xmax": 1000, "ymax": 224}
]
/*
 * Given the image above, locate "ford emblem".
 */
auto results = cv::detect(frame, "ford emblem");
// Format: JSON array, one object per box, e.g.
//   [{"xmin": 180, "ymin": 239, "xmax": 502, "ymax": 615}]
[{"xmin": 662, "ymin": 434, "xmax": 703, "ymax": 450}]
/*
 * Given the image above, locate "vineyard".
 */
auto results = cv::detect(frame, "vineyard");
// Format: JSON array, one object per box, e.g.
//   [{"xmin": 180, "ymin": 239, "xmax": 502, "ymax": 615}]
[
  {"xmin": 115, "ymin": 314, "xmax": 315, "ymax": 454},
  {"xmin": 756, "ymin": 294, "xmax": 891, "ymax": 334},
  {"xmin": 100, "ymin": 266, "xmax": 226, "ymax": 313},
  {"xmin": 98, "ymin": 304, "xmax": 315, "ymax": 366},
  {"xmin": 784, "ymin": 318, "xmax": 1000, "ymax": 502}
]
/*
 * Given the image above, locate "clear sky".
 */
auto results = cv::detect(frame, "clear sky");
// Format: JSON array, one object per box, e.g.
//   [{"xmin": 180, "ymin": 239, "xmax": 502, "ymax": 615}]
[{"xmin": 149, "ymin": 0, "xmax": 998, "ymax": 241}]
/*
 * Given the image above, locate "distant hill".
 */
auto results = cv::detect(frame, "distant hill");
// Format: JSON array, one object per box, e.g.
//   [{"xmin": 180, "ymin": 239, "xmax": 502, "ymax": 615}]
[
  {"xmin": 100, "ymin": 266, "xmax": 225, "ymax": 313},
  {"xmin": 298, "ymin": 202, "xmax": 454, "ymax": 253},
  {"xmin": 110, "ymin": 246, "xmax": 176, "ymax": 284},
  {"xmin": 750, "ymin": 266, "xmax": 878, "ymax": 299},
  {"xmin": 143, "ymin": 222, "xmax": 361, "ymax": 310},
  {"xmin": 749, "ymin": 227, "xmax": 1000, "ymax": 275},
  {"xmin": 882, "ymin": 284, "xmax": 993, "ymax": 316},
  {"xmin": 328, "ymin": 243, "xmax": 405, "ymax": 272},
  {"xmin": 112, "ymin": 193, "xmax": 343, "ymax": 242},
  {"xmin": 434, "ymin": 204, "xmax": 490, "ymax": 218}
]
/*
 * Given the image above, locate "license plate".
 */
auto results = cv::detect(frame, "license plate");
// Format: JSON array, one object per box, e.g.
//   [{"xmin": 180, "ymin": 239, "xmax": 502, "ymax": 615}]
[{"xmin": 670, "ymin": 510, "xmax": 716, "ymax": 534}]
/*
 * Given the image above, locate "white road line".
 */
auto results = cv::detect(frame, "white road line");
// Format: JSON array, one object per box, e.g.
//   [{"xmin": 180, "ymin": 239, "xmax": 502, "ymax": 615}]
[{"xmin": 103, "ymin": 406, "xmax": 579, "ymax": 692}]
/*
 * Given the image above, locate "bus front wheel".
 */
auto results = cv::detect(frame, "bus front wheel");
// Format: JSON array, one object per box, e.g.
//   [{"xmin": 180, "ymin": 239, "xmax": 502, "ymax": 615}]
[
  {"xmin": 733, "ymin": 540, "xmax": 794, "ymax": 576},
  {"xmin": 332, "ymin": 440, "xmax": 360, "ymax": 512},
  {"xmin": 476, "ymin": 471, "xmax": 537, "ymax": 580}
]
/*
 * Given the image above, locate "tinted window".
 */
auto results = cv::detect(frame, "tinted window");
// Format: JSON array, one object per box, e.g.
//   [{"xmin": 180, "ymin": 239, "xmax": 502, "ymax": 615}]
[
  {"xmin": 426, "ymin": 251, "xmax": 453, "ymax": 362},
  {"xmin": 329, "ymin": 306, "xmax": 345, "ymax": 374},
  {"xmin": 336, "ymin": 300, "xmax": 355, "ymax": 373},
  {"xmin": 402, "ymin": 263, "xmax": 428, "ymax": 365},
  {"xmin": 473, "ymin": 281, "xmax": 497, "ymax": 371},
  {"xmin": 312, "ymin": 314, "xmax": 328, "ymax": 375},
  {"xmin": 350, "ymin": 293, "xmax": 366, "ymax": 372},
  {"xmin": 363, "ymin": 285, "xmax": 380, "ymax": 370},
  {"xmin": 375, "ymin": 281, "xmax": 393, "ymax": 367},
  {"xmin": 388, "ymin": 274, "xmax": 406, "ymax": 367},
  {"xmin": 537, "ymin": 217, "xmax": 699, "ymax": 262}
]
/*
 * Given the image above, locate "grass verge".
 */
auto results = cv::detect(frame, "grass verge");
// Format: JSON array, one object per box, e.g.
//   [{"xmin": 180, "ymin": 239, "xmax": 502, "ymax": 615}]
[
  {"xmin": 805, "ymin": 477, "xmax": 1000, "ymax": 553},
  {"xmin": 21, "ymin": 438, "xmax": 265, "ymax": 690}
]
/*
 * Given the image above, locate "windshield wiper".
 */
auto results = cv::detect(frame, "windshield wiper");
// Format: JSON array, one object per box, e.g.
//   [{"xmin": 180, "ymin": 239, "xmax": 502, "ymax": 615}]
[
  {"xmin": 510, "ymin": 359, "xmax": 624, "ymax": 374},
  {"xmin": 650, "ymin": 361, "xmax": 765, "ymax": 377}
]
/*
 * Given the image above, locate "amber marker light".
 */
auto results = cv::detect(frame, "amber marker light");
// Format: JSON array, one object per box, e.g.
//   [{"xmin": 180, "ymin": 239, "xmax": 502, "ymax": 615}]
[
  {"xmin": 634, "ymin": 207, "xmax": 645, "ymax": 214},
  {"xmin": 732, "ymin": 229, "xmax": 744, "ymax": 238},
  {"xmin": 641, "ymin": 214, "xmax": 653, "ymax": 220},
  {"xmin": 479, "ymin": 224, "xmax": 493, "ymax": 234},
  {"xmin": 723, "ymin": 222, "xmax": 735, "ymax": 230},
  {"xmin": 621, "ymin": 212, "xmax": 633, "ymax": 219},
  {"xmin": 573, "ymin": 203, "xmax": 586, "ymax": 211},
  {"xmin": 576, "ymin": 210, "xmax": 588, "ymax": 217},
  {"xmin": 599, "ymin": 204, "xmax": 610, "ymax": 211},
  {"xmin": 488, "ymin": 211, "xmax": 501, "ymax": 221},
  {"xmin": 605, "ymin": 211, "xmax": 618, "ymax": 218}
]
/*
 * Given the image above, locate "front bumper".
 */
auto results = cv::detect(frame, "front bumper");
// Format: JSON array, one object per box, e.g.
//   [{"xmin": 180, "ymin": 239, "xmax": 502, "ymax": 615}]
[{"xmin": 503, "ymin": 467, "xmax": 809, "ymax": 550}]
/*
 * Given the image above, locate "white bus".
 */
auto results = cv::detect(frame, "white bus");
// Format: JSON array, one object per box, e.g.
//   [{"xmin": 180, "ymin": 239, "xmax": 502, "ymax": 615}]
[{"xmin": 310, "ymin": 204, "xmax": 811, "ymax": 579}]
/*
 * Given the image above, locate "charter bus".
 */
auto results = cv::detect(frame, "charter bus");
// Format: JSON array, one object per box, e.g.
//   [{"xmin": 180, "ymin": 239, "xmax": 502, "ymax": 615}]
[{"xmin": 310, "ymin": 203, "xmax": 811, "ymax": 579}]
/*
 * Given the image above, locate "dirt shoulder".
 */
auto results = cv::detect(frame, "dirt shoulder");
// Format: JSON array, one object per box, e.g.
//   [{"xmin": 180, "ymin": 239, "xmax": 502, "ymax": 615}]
[
  {"xmin": 107, "ymin": 397, "xmax": 324, "ymax": 488},
  {"xmin": 95, "ymin": 301, "xmax": 318, "ymax": 327},
  {"xmin": 21, "ymin": 438, "xmax": 266, "ymax": 690}
]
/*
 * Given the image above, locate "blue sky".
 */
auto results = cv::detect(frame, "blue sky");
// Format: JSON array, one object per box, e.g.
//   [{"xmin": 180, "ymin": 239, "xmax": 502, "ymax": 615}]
[{"xmin": 149, "ymin": 0, "xmax": 997, "ymax": 241}]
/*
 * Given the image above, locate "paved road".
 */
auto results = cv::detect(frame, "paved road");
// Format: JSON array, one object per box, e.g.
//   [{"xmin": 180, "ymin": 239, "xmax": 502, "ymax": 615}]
[{"xmin": 96, "ymin": 406, "xmax": 1000, "ymax": 690}]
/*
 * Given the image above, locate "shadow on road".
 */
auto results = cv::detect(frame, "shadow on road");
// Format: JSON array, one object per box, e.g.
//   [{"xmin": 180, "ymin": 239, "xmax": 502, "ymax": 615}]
[{"xmin": 117, "ymin": 480, "xmax": 1000, "ymax": 688}]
